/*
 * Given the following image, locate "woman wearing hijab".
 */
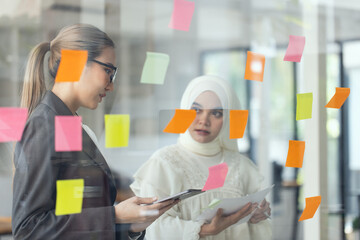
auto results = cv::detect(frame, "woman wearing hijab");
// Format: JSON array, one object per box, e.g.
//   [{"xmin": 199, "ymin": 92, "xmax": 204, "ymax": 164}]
[{"xmin": 130, "ymin": 75, "xmax": 272, "ymax": 239}]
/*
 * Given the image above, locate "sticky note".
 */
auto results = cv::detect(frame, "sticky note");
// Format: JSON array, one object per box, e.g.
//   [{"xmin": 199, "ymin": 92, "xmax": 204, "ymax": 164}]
[
  {"xmin": 208, "ymin": 199, "xmax": 221, "ymax": 209},
  {"xmin": 325, "ymin": 87, "xmax": 350, "ymax": 109},
  {"xmin": 163, "ymin": 109, "xmax": 196, "ymax": 134},
  {"xmin": 55, "ymin": 49, "xmax": 88, "ymax": 82},
  {"xmin": 244, "ymin": 51, "xmax": 265, "ymax": 82},
  {"xmin": 284, "ymin": 35, "xmax": 306, "ymax": 62},
  {"xmin": 168, "ymin": 0, "xmax": 195, "ymax": 31},
  {"xmin": 202, "ymin": 162, "xmax": 228, "ymax": 191},
  {"xmin": 0, "ymin": 108, "xmax": 28, "ymax": 142},
  {"xmin": 299, "ymin": 196, "xmax": 321, "ymax": 221},
  {"xmin": 105, "ymin": 114, "xmax": 130, "ymax": 148},
  {"xmin": 55, "ymin": 116, "xmax": 82, "ymax": 152},
  {"xmin": 296, "ymin": 93, "xmax": 313, "ymax": 120},
  {"xmin": 140, "ymin": 52, "xmax": 170, "ymax": 85},
  {"xmin": 285, "ymin": 140, "xmax": 305, "ymax": 168},
  {"xmin": 55, "ymin": 179, "xmax": 84, "ymax": 216},
  {"xmin": 229, "ymin": 110, "xmax": 249, "ymax": 139}
]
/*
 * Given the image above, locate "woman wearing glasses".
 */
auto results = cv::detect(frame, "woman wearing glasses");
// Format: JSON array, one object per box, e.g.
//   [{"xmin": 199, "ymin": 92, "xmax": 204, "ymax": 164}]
[{"xmin": 12, "ymin": 24, "xmax": 176, "ymax": 240}]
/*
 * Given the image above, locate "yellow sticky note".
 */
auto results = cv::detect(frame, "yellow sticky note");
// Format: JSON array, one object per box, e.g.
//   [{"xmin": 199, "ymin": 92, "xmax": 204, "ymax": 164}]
[
  {"xmin": 105, "ymin": 114, "xmax": 130, "ymax": 148},
  {"xmin": 55, "ymin": 179, "xmax": 84, "ymax": 216},
  {"xmin": 296, "ymin": 93, "xmax": 313, "ymax": 120}
]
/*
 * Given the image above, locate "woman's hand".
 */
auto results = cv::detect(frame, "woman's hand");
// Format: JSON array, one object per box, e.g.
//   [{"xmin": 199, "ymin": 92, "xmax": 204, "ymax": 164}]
[
  {"xmin": 199, "ymin": 202, "xmax": 257, "ymax": 237},
  {"xmin": 249, "ymin": 200, "xmax": 271, "ymax": 224},
  {"xmin": 114, "ymin": 196, "xmax": 178, "ymax": 232}
]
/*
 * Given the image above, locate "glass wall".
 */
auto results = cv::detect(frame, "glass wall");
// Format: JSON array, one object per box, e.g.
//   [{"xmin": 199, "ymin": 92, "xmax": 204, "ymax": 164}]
[{"xmin": 1, "ymin": 0, "xmax": 360, "ymax": 239}]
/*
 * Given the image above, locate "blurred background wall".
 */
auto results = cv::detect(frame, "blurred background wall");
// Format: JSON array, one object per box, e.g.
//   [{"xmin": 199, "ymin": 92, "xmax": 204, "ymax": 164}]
[{"xmin": 0, "ymin": 0, "xmax": 359, "ymax": 239}]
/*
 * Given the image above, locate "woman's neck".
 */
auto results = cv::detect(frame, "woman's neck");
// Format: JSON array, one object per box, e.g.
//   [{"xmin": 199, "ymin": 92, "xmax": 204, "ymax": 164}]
[
  {"xmin": 52, "ymin": 83, "xmax": 79, "ymax": 115},
  {"xmin": 178, "ymin": 131, "xmax": 222, "ymax": 156}
]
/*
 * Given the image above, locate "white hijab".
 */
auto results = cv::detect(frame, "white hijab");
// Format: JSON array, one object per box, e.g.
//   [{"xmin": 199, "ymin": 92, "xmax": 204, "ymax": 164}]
[{"xmin": 178, "ymin": 75, "xmax": 241, "ymax": 156}]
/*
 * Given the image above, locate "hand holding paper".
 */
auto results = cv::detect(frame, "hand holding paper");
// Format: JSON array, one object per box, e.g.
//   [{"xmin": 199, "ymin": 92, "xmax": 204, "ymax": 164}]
[
  {"xmin": 197, "ymin": 185, "xmax": 274, "ymax": 225},
  {"xmin": 199, "ymin": 203, "xmax": 255, "ymax": 237},
  {"xmin": 250, "ymin": 200, "xmax": 271, "ymax": 223}
]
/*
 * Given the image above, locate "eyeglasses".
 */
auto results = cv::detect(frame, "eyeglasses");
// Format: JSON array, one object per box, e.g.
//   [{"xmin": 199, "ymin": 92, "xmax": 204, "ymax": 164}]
[{"xmin": 91, "ymin": 59, "xmax": 118, "ymax": 84}]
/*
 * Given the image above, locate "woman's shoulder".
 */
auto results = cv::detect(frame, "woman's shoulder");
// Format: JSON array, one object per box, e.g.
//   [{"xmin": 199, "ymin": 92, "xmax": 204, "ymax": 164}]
[
  {"xmin": 27, "ymin": 103, "xmax": 55, "ymax": 124},
  {"xmin": 149, "ymin": 144, "xmax": 183, "ymax": 164},
  {"xmin": 133, "ymin": 145, "xmax": 184, "ymax": 177}
]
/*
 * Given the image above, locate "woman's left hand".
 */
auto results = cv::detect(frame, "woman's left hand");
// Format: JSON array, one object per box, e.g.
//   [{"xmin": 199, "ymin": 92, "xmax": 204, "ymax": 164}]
[{"xmin": 249, "ymin": 200, "xmax": 271, "ymax": 224}]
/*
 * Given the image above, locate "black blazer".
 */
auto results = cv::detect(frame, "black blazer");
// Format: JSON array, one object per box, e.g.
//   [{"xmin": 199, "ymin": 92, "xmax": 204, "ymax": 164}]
[{"xmin": 12, "ymin": 91, "xmax": 143, "ymax": 240}]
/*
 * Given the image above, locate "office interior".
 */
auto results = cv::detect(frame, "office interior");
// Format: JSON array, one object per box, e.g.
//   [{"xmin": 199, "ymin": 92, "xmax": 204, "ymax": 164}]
[{"xmin": 0, "ymin": 0, "xmax": 359, "ymax": 239}]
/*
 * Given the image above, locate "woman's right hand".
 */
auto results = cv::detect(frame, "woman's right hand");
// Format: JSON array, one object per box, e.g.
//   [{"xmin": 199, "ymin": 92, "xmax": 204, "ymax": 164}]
[
  {"xmin": 199, "ymin": 202, "xmax": 257, "ymax": 237},
  {"xmin": 114, "ymin": 196, "xmax": 178, "ymax": 225}
]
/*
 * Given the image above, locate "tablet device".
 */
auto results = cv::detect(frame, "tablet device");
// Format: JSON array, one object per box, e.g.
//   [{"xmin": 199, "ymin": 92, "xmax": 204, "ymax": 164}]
[{"xmin": 153, "ymin": 189, "xmax": 204, "ymax": 204}]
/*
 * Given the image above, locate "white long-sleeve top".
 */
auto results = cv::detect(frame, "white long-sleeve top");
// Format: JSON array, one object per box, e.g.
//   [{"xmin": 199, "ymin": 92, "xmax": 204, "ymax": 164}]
[{"xmin": 130, "ymin": 144, "xmax": 272, "ymax": 240}]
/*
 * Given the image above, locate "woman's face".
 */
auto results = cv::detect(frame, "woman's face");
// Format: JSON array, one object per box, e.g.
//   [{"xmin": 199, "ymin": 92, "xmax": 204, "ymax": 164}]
[
  {"xmin": 77, "ymin": 47, "xmax": 116, "ymax": 109},
  {"xmin": 188, "ymin": 91, "xmax": 223, "ymax": 143}
]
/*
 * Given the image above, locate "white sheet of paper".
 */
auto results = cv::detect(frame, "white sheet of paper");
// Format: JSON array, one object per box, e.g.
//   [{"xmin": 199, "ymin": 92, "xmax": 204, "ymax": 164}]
[{"xmin": 196, "ymin": 185, "xmax": 274, "ymax": 225}]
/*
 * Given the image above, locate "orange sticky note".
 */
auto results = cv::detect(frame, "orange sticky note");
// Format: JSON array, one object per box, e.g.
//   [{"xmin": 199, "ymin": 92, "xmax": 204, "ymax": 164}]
[
  {"xmin": 299, "ymin": 196, "xmax": 321, "ymax": 221},
  {"xmin": 325, "ymin": 87, "xmax": 350, "ymax": 109},
  {"xmin": 229, "ymin": 110, "xmax": 248, "ymax": 139},
  {"xmin": 285, "ymin": 140, "xmax": 305, "ymax": 168},
  {"xmin": 202, "ymin": 162, "xmax": 228, "ymax": 191},
  {"xmin": 55, "ymin": 49, "xmax": 88, "ymax": 82},
  {"xmin": 244, "ymin": 51, "xmax": 265, "ymax": 82},
  {"xmin": 163, "ymin": 109, "xmax": 196, "ymax": 134}
]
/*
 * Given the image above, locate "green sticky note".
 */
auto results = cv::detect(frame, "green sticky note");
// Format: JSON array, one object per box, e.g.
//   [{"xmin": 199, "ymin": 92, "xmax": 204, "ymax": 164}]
[
  {"xmin": 140, "ymin": 52, "xmax": 170, "ymax": 85},
  {"xmin": 105, "ymin": 114, "xmax": 130, "ymax": 148},
  {"xmin": 208, "ymin": 199, "xmax": 221, "ymax": 209},
  {"xmin": 55, "ymin": 179, "xmax": 84, "ymax": 216},
  {"xmin": 296, "ymin": 93, "xmax": 313, "ymax": 120}
]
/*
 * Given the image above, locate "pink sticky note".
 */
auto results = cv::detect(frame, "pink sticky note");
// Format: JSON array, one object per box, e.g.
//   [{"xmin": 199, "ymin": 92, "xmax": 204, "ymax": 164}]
[
  {"xmin": 55, "ymin": 116, "xmax": 82, "ymax": 152},
  {"xmin": 202, "ymin": 163, "xmax": 229, "ymax": 191},
  {"xmin": 284, "ymin": 35, "xmax": 306, "ymax": 62},
  {"xmin": 168, "ymin": 0, "xmax": 195, "ymax": 31},
  {"xmin": 0, "ymin": 108, "xmax": 28, "ymax": 142}
]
